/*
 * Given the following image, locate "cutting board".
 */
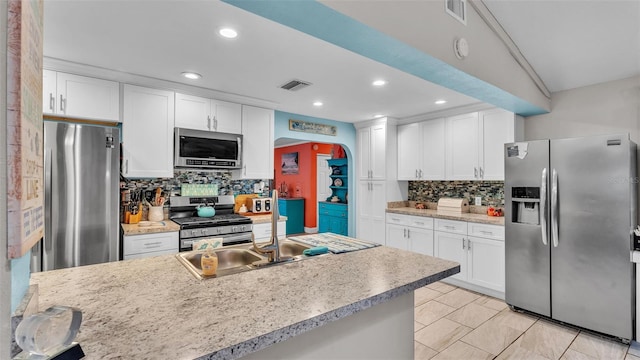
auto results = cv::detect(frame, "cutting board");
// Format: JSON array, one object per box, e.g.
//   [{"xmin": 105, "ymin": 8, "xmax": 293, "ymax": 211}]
[{"xmin": 234, "ymin": 194, "xmax": 258, "ymax": 213}]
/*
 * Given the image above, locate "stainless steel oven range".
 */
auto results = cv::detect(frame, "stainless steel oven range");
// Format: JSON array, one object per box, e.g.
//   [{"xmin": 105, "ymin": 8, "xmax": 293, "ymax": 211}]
[{"xmin": 169, "ymin": 195, "xmax": 253, "ymax": 252}]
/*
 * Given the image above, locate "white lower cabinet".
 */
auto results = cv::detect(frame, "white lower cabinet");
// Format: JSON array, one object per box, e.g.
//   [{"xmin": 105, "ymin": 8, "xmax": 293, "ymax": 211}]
[
  {"xmin": 434, "ymin": 219, "xmax": 505, "ymax": 296},
  {"xmin": 123, "ymin": 232, "xmax": 179, "ymax": 260},
  {"xmin": 385, "ymin": 214, "xmax": 505, "ymax": 298},
  {"xmin": 385, "ymin": 214, "xmax": 434, "ymax": 255},
  {"xmin": 252, "ymin": 221, "xmax": 286, "ymax": 242},
  {"xmin": 434, "ymin": 230, "xmax": 468, "ymax": 281}
]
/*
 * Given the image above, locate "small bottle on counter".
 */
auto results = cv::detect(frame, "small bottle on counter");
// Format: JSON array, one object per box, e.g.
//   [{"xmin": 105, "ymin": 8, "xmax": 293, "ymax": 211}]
[{"xmin": 201, "ymin": 251, "xmax": 218, "ymax": 276}]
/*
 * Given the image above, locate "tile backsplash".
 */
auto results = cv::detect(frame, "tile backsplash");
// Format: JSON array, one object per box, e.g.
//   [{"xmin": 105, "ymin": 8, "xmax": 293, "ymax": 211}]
[
  {"xmin": 408, "ymin": 180, "xmax": 504, "ymax": 206},
  {"xmin": 121, "ymin": 171, "xmax": 271, "ymax": 198}
]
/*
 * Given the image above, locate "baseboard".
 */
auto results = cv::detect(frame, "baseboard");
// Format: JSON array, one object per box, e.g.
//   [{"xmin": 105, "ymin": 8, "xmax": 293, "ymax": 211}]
[
  {"xmin": 441, "ymin": 278, "xmax": 505, "ymax": 300},
  {"xmin": 304, "ymin": 227, "xmax": 318, "ymax": 233}
]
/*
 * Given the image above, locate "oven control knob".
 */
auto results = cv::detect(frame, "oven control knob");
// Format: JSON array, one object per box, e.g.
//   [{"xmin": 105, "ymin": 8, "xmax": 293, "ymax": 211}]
[
  {"xmin": 202, "ymin": 229, "xmax": 208, "ymax": 236},
  {"xmin": 190, "ymin": 230, "xmax": 198, "ymax": 237},
  {"xmin": 232, "ymin": 226, "xmax": 238, "ymax": 232}
]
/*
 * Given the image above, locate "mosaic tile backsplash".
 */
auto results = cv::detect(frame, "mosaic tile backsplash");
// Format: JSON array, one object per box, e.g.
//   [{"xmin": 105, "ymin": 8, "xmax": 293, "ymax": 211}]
[
  {"xmin": 408, "ymin": 180, "xmax": 505, "ymax": 206},
  {"xmin": 121, "ymin": 171, "xmax": 272, "ymax": 199}
]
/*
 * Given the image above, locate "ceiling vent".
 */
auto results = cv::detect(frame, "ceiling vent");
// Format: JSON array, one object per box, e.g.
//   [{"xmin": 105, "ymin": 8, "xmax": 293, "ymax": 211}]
[
  {"xmin": 279, "ymin": 79, "xmax": 312, "ymax": 91},
  {"xmin": 445, "ymin": 0, "xmax": 467, "ymax": 25}
]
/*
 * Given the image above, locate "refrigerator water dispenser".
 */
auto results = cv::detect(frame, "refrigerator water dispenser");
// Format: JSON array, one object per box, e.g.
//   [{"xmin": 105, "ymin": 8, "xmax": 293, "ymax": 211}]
[{"xmin": 511, "ymin": 187, "xmax": 540, "ymax": 225}]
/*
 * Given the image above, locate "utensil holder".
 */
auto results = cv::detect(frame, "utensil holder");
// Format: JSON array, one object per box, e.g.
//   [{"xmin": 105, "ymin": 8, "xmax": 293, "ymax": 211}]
[{"xmin": 148, "ymin": 205, "xmax": 164, "ymax": 222}]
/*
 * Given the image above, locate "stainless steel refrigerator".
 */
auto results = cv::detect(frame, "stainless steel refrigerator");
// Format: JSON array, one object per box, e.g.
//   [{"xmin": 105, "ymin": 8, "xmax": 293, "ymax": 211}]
[
  {"xmin": 32, "ymin": 121, "xmax": 120, "ymax": 271},
  {"xmin": 505, "ymin": 133, "xmax": 636, "ymax": 341}
]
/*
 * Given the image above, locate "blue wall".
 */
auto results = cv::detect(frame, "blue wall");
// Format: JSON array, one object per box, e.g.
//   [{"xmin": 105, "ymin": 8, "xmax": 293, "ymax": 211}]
[
  {"xmin": 11, "ymin": 253, "xmax": 30, "ymax": 313},
  {"xmin": 275, "ymin": 111, "xmax": 357, "ymax": 236}
]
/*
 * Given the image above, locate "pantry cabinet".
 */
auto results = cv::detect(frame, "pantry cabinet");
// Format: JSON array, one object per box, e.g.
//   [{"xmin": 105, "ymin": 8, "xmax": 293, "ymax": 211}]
[
  {"xmin": 122, "ymin": 85, "xmax": 175, "ymax": 178},
  {"xmin": 42, "ymin": 69, "xmax": 119, "ymax": 121},
  {"xmin": 355, "ymin": 118, "xmax": 403, "ymax": 245},
  {"xmin": 238, "ymin": 105, "xmax": 274, "ymax": 179},
  {"xmin": 397, "ymin": 118, "xmax": 446, "ymax": 180},
  {"xmin": 175, "ymin": 93, "xmax": 242, "ymax": 134},
  {"xmin": 445, "ymin": 109, "xmax": 522, "ymax": 180},
  {"xmin": 357, "ymin": 123, "xmax": 387, "ymax": 181}
]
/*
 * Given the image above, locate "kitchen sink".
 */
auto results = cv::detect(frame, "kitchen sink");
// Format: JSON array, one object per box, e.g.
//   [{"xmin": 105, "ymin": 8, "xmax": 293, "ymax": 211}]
[
  {"xmin": 176, "ymin": 239, "xmax": 326, "ymax": 280},
  {"xmin": 176, "ymin": 247, "xmax": 263, "ymax": 280}
]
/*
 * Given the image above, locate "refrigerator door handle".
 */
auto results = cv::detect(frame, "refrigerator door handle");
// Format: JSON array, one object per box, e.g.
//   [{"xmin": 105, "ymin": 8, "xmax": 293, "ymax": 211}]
[
  {"xmin": 45, "ymin": 148, "xmax": 53, "ymax": 252},
  {"xmin": 551, "ymin": 168, "xmax": 559, "ymax": 247},
  {"xmin": 540, "ymin": 168, "xmax": 548, "ymax": 246}
]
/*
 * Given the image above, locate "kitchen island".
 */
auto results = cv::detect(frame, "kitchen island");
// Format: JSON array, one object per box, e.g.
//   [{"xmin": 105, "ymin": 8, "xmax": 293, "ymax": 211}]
[{"xmin": 29, "ymin": 238, "xmax": 459, "ymax": 359}]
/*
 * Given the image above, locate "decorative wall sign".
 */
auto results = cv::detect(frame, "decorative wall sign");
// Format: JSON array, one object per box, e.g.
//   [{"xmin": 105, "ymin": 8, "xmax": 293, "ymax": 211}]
[
  {"xmin": 289, "ymin": 119, "xmax": 337, "ymax": 136},
  {"xmin": 281, "ymin": 152, "xmax": 299, "ymax": 175},
  {"xmin": 7, "ymin": 0, "xmax": 45, "ymax": 258}
]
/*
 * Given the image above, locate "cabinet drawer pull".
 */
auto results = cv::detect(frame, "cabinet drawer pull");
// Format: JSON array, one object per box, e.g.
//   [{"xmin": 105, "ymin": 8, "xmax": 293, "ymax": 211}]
[
  {"xmin": 391, "ymin": 217, "xmax": 400, "ymax": 221},
  {"xmin": 479, "ymin": 230, "xmax": 493, "ymax": 235},
  {"xmin": 444, "ymin": 225, "xmax": 455, "ymax": 230},
  {"xmin": 415, "ymin": 221, "xmax": 424, "ymax": 225},
  {"xmin": 144, "ymin": 242, "xmax": 162, "ymax": 246}
]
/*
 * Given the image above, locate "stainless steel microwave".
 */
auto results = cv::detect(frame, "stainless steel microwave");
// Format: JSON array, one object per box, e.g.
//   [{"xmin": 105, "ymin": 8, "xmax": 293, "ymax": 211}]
[{"xmin": 174, "ymin": 127, "xmax": 242, "ymax": 169}]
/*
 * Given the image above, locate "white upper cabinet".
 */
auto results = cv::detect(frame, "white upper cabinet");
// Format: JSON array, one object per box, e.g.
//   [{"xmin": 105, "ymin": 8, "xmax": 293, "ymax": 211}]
[
  {"xmin": 358, "ymin": 123, "xmax": 386, "ymax": 180},
  {"xmin": 479, "ymin": 109, "xmax": 518, "ymax": 180},
  {"xmin": 43, "ymin": 69, "xmax": 119, "ymax": 121},
  {"xmin": 446, "ymin": 109, "xmax": 522, "ymax": 180},
  {"xmin": 174, "ymin": 93, "xmax": 210, "ymax": 131},
  {"xmin": 212, "ymin": 99, "xmax": 243, "ymax": 134},
  {"xmin": 175, "ymin": 93, "xmax": 242, "ymax": 134},
  {"xmin": 238, "ymin": 105, "xmax": 274, "ymax": 179},
  {"xmin": 397, "ymin": 118, "xmax": 446, "ymax": 180},
  {"xmin": 446, "ymin": 112, "xmax": 480, "ymax": 180},
  {"xmin": 122, "ymin": 85, "xmax": 175, "ymax": 178}
]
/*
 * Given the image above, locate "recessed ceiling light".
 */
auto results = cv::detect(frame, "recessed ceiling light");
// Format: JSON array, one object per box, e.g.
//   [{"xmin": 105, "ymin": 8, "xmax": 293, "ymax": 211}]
[
  {"xmin": 219, "ymin": 28, "xmax": 238, "ymax": 39},
  {"xmin": 372, "ymin": 80, "xmax": 387, "ymax": 86},
  {"xmin": 313, "ymin": 101, "xmax": 323, "ymax": 107},
  {"xmin": 182, "ymin": 72, "xmax": 202, "ymax": 80},
  {"xmin": 435, "ymin": 99, "xmax": 447, "ymax": 105},
  {"xmin": 374, "ymin": 114, "xmax": 384, "ymax": 118}
]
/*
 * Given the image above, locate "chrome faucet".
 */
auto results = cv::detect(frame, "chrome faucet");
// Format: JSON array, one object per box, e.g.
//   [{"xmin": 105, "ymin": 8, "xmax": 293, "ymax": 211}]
[{"xmin": 251, "ymin": 190, "xmax": 281, "ymax": 263}]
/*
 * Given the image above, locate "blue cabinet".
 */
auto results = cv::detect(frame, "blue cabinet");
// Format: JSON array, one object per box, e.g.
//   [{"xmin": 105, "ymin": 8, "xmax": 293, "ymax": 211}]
[
  {"xmin": 318, "ymin": 202, "xmax": 348, "ymax": 235},
  {"xmin": 278, "ymin": 198, "xmax": 304, "ymax": 235}
]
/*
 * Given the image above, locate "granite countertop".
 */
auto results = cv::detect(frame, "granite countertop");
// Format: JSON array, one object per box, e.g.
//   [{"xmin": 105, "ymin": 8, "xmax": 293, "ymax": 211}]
[
  {"xmin": 121, "ymin": 220, "xmax": 181, "ymax": 236},
  {"xmin": 387, "ymin": 207, "xmax": 505, "ymax": 226},
  {"xmin": 30, "ymin": 242, "xmax": 459, "ymax": 359}
]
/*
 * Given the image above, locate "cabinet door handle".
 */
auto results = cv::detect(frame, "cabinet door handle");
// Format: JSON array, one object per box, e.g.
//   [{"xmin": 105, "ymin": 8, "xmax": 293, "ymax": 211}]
[
  {"xmin": 420, "ymin": 169, "xmax": 424, "ymax": 178},
  {"xmin": 462, "ymin": 238, "xmax": 466, "ymax": 249},
  {"xmin": 125, "ymin": 159, "xmax": 129, "ymax": 174},
  {"xmin": 474, "ymin": 167, "xmax": 478, "ymax": 179},
  {"xmin": 214, "ymin": 117, "xmax": 218, "ymax": 131},
  {"xmin": 207, "ymin": 115, "xmax": 211, "ymax": 130},
  {"xmin": 403, "ymin": 228, "xmax": 407, "ymax": 238},
  {"xmin": 407, "ymin": 229, "xmax": 410, "ymax": 238},
  {"xmin": 467, "ymin": 239, "xmax": 471, "ymax": 250},
  {"xmin": 479, "ymin": 167, "xmax": 484, "ymax": 179},
  {"xmin": 49, "ymin": 93, "xmax": 55, "ymax": 111},
  {"xmin": 243, "ymin": 164, "xmax": 247, "ymax": 176},
  {"xmin": 60, "ymin": 95, "xmax": 66, "ymax": 113},
  {"xmin": 415, "ymin": 169, "xmax": 418, "ymax": 179}
]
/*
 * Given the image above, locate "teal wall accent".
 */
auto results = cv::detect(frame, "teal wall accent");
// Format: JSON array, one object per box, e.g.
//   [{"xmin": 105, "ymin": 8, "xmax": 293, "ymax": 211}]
[
  {"xmin": 11, "ymin": 253, "xmax": 30, "ymax": 313},
  {"xmin": 274, "ymin": 111, "xmax": 356, "ymax": 236},
  {"xmin": 224, "ymin": 0, "xmax": 547, "ymax": 117}
]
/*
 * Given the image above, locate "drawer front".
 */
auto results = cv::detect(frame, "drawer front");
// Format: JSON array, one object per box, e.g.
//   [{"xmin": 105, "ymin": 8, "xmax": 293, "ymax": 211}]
[
  {"xmin": 124, "ymin": 232, "xmax": 178, "ymax": 256},
  {"xmin": 385, "ymin": 213, "xmax": 433, "ymax": 229},
  {"xmin": 468, "ymin": 223, "xmax": 504, "ymax": 241},
  {"xmin": 434, "ymin": 219, "xmax": 467, "ymax": 235},
  {"xmin": 319, "ymin": 203, "xmax": 347, "ymax": 217},
  {"xmin": 252, "ymin": 221, "xmax": 286, "ymax": 240}
]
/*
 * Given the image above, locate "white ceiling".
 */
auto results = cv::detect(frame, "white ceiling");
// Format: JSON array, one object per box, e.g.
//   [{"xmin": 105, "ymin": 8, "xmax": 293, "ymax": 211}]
[
  {"xmin": 43, "ymin": 1, "xmax": 640, "ymax": 124},
  {"xmin": 43, "ymin": 0, "xmax": 480, "ymax": 124},
  {"xmin": 484, "ymin": 0, "xmax": 640, "ymax": 92}
]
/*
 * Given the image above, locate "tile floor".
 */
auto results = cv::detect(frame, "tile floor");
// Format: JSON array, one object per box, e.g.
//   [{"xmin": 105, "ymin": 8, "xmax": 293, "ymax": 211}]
[{"xmin": 414, "ymin": 282, "xmax": 637, "ymax": 360}]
